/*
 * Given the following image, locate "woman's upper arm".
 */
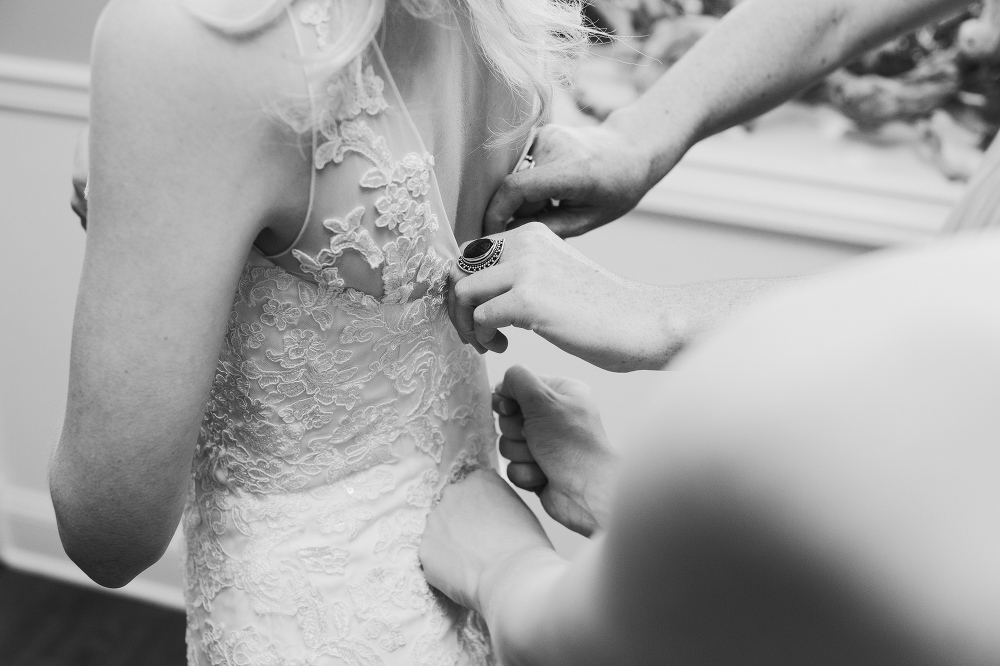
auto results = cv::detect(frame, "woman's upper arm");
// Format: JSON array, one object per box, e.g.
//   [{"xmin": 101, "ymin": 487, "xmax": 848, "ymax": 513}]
[{"xmin": 52, "ymin": 0, "xmax": 306, "ymax": 583}]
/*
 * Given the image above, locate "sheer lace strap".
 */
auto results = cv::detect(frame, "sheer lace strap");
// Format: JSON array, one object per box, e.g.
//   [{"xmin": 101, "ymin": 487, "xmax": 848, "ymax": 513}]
[{"xmin": 260, "ymin": 3, "xmax": 320, "ymax": 259}]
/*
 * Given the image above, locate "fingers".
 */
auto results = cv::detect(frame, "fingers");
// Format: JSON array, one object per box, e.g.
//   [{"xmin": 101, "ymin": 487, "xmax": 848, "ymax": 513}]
[
  {"xmin": 498, "ymin": 364, "xmax": 552, "ymax": 415},
  {"xmin": 473, "ymin": 291, "xmax": 526, "ymax": 351},
  {"xmin": 71, "ymin": 193, "xmax": 88, "ymax": 230},
  {"xmin": 484, "ymin": 165, "xmax": 586, "ymax": 235},
  {"xmin": 506, "ymin": 462, "xmax": 547, "ymax": 492},
  {"xmin": 449, "ymin": 261, "xmax": 488, "ymax": 353},
  {"xmin": 498, "ymin": 436, "xmax": 534, "ymax": 463},
  {"xmin": 484, "ymin": 172, "xmax": 529, "ymax": 235},
  {"xmin": 497, "ymin": 412, "xmax": 524, "ymax": 438},
  {"xmin": 450, "ymin": 258, "xmax": 517, "ymax": 353},
  {"xmin": 72, "ymin": 126, "xmax": 90, "ymax": 230},
  {"xmin": 492, "ymin": 387, "xmax": 520, "ymax": 416},
  {"xmin": 529, "ymin": 208, "xmax": 603, "ymax": 240}
]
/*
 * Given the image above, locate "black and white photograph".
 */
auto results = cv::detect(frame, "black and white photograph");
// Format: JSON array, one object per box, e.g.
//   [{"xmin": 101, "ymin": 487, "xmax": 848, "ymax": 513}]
[{"xmin": 1, "ymin": 0, "xmax": 998, "ymax": 664}]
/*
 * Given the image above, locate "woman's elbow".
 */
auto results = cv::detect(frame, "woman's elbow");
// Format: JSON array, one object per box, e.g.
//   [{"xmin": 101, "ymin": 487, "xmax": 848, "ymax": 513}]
[
  {"xmin": 49, "ymin": 477, "xmax": 169, "ymax": 588},
  {"xmin": 53, "ymin": 508, "xmax": 167, "ymax": 588}
]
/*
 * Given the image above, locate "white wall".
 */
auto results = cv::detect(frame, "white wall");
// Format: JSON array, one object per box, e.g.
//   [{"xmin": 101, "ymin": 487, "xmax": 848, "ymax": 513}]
[{"xmin": 0, "ymin": 0, "xmax": 107, "ymax": 63}]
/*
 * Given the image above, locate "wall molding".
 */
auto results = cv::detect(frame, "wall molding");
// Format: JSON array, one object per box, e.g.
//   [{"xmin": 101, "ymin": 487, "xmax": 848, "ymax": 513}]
[
  {"xmin": 0, "ymin": 52, "xmax": 965, "ymax": 247},
  {"xmin": 0, "ymin": 484, "xmax": 185, "ymax": 610},
  {"xmin": 0, "ymin": 54, "xmax": 89, "ymax": 119},
  {"xmin": 643, "ymin": 147, "xmax": 960, "ymax": 248}
]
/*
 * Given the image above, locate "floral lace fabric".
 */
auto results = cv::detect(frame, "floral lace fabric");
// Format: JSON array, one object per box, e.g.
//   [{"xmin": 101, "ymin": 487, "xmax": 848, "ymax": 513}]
[{"xmin": 182, "ymin": 4, "xmax": 497, "ymax": 664}]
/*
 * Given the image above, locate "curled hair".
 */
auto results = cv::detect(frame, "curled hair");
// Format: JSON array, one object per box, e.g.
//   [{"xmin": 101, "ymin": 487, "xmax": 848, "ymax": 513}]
[{"xmin": 183, "ymin": 0, "xmax": 588, "ymax": 144}]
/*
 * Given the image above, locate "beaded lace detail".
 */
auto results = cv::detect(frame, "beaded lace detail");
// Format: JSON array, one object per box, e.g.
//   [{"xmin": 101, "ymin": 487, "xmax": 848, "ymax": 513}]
[{"xmin": 182, "ymin": 4, "xmax": 497, "ymax": 664}]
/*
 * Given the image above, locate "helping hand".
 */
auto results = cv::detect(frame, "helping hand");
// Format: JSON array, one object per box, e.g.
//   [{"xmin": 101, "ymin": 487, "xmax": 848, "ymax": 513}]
[
  {"xmin": 71, "ymin": 126, "xmax": 90, "ymax": 229},
  {"xmin": 494, "ymin": 365, "xmax": 618, "ymax": 537},
  {"xmin": 483, "ymin": 120, "xmax": 657, "ymax": 238},
  {"xmin": 449, "ymin": 222, "xmax": 675, "ymax": 372},
  {"xmin": 419, "ymin": 469, "xmax": 553, "ymax": 614}
]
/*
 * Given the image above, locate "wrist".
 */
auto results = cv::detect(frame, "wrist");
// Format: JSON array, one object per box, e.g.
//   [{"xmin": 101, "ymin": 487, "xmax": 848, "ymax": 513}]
[
  {"xmin": 604, "ymin": 97, "xmax": 701, "ymax": 189},
  {"xmin": 622, "ymin": 282, "xmax": 688, "ymax": 370},
  {"xmin": 648, "ymin": 284, "xmax": 695, "ymax": 368},
  {"xmin": 477, "ymin": 546, "xmax": 568, "ymax": 659}
]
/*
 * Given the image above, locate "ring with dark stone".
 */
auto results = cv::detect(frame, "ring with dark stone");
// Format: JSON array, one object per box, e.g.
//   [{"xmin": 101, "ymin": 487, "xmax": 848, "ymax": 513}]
[{"xmin": 458, "ymin": 237, "xmax": 504, "ymax": 273}]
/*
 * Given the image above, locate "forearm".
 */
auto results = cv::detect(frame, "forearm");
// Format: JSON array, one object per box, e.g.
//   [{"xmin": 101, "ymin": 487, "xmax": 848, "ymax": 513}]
[
  {"xmin": 480, "ymin": 544, "xmax": 614, "ymax": 666},
  {"xmin": 608, "ymin": 0, "xmax": 964, "ymax": 185},
  {"xmin": 651, "ymin": 275, "xmax": 804, "ymax": 367}
]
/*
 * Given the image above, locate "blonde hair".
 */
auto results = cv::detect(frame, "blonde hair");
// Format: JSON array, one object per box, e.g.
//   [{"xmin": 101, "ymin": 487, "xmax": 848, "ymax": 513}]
[{"xmin": 184, "ymin": 0, "xmax": 588, "ymax": 144}]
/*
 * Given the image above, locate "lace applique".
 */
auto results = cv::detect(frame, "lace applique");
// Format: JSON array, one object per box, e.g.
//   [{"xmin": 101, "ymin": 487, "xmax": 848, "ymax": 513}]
[
  {"xmin": 312, "ymin": 469, "xmax": 396, "ymax": 538},
  {"xmin": 348, "ymin": 568, "xmax": 416, "ymax": 652},
  {"xmin": 256, "ymin": 328, "xmax": 361, "ymax": 408},
  {"xmin": 260, "ymin": 299, "xmax": 302, "ymax": 331},
  {"xmin": 405, "ymin": 469, "xmax": 440, "ymax": 508},
  {"xmin": 237, "ymin": 266, "xmax": 296, "ymax": 307},
  {"xmin": 374, "ymin": 509, "xmax": 426, "ymax": 566},
  {"xmin": 455, "ymin": 612, "xmax": 495, "ymax": 666},
  {"xmin": 295, "ymin": 206, "xmax": 385, "ymax": 275},
  {"xmin": 294, "ymin": 266, "xmax": 345, "ymax": 331},
  {"xmin": 297, "ymin": 546, "xmax": 350, "ymax": 575},
  {"xmin": 199, "ymin": 622, "xmax": 293, "ymax": 666},
  {"xmin": 316, "ymin": 119, "xmax": 394, "ymax": 171},
  {"xmin": 299, "ymin": 0, "xmax": 333, "ymax": 50},
  {"xmin": 405, "ymin": 416, "xmax": 446, "ymax": 464},
  {"xmin": 431, "ymin": 446, "xmax": 493, "ymax": 507},
  {"xmin": 325, "ymin": 58, "xmax": 389, "ymax": 121}
]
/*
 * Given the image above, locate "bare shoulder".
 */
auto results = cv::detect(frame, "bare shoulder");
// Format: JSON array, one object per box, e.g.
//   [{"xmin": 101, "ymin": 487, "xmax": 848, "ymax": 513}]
[
  {"xmin": 93, "ymin": 0, "xmax": 228, "ymax": 89},
  {"xmin": 92, "ymin": 0, "xmax": 301, "ymax": 118},
  {"xmin": 88, "ymin": 0, "xmax": 309, "ymax": 239}
]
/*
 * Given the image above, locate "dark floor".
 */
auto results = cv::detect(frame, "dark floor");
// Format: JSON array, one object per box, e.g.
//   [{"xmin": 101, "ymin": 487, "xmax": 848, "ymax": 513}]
[{"xmin": 0, "ymin": 563, "xmax": 186, "ymax": 666}]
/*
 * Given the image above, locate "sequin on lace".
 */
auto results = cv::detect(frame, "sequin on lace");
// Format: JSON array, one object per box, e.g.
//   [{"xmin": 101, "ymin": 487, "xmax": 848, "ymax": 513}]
[{"xmin": 181, "ymin": 4, "xmax": 497, "ymax": 664}]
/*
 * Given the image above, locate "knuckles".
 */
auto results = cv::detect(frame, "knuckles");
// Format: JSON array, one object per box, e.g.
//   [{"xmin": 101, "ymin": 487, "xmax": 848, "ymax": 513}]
[
  {"xmin": 452, "ymin": 276, "xmax": 476, "ymax": 305},
  {"xmin": 472, "ymin": 303, "xmax": 491, "ymax": 327}
]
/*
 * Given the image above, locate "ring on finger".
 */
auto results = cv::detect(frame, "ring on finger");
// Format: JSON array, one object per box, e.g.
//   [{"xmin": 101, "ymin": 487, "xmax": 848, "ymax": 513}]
[{"xmin": 458, "ymin": 237, "xmax": 504, "ymax": 274}]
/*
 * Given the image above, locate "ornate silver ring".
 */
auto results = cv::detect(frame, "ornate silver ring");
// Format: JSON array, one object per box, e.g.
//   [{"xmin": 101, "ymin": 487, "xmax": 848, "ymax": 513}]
[{"xmin": 458, "ymin": 237, "xmax": 504, "ymax": 274}]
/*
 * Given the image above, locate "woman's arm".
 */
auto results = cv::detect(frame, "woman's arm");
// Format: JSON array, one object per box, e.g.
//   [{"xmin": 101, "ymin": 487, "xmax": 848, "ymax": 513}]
[
  {"xmin": 426, "ymin": 234, "xmax": 1000, "ymax": 664},
  {"xmin": 49, "ymin": 0, "xmax": 309, "ymax": 587},
  {"xmin": 449, "ymin": 222, "xmax": 797, "ymax": 370},
  {"xmin": 485, "ymin": 0, "xmax": 967, "ymax": 235},
  {"xmin": 619, "ymin": 0, "xmax": 966, "ymax": 177}
]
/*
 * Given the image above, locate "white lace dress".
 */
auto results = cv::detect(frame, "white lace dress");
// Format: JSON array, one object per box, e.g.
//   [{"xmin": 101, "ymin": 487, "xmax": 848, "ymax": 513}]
[{"xmin": 182, "ymin": 3, "xmax": 520, "ymax": 663}]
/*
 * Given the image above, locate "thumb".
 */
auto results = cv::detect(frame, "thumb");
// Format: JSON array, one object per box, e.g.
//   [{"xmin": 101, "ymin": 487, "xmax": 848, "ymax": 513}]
[
  {"xmin": 499, "ymin": 364, "xmax": 551, "ymax": 415},
  {"xmin": 523, "ymin": 208, "xmax": 602, "ymax": 239},
  {"xmin": 484, "ymin": 165, "xmax": 584, "ymax": 235}
]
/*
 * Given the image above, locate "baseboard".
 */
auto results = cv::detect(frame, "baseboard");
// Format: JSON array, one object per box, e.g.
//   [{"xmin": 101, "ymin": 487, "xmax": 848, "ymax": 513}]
[{"xmin": 0, "ymin": 484, "xmax": 185, "ymax": 611}]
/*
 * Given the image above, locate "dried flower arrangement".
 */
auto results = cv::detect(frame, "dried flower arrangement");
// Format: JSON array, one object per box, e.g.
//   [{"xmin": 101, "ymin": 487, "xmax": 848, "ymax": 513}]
[{"xmin": 579, "ymin": 0, "xmax": 1000, "ymax": 180}]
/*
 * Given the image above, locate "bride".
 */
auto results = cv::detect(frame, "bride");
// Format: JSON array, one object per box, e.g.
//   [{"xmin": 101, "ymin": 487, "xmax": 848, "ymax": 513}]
[{"xmin": 49, "ymin": 0, "xmax": 586, "ymax": 663}]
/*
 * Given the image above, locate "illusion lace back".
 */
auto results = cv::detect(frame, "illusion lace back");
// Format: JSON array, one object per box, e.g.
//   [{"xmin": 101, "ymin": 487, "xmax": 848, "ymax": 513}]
[{"xmin": 182, "ymin": 3, "xmax": 521, "ymax": 663}]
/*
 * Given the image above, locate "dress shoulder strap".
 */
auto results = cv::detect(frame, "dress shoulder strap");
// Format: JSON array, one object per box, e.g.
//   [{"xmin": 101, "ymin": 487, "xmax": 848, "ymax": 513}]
[{"xmin": 258, "ymin": 1, "xmax": 321, "ymax": 259}]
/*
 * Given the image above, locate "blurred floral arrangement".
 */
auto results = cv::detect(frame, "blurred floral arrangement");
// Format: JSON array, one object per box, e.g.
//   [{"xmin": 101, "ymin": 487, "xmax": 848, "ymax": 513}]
[{"xmin": 579, "ymin": 0, "xmax": 1000, "ymax": 180}]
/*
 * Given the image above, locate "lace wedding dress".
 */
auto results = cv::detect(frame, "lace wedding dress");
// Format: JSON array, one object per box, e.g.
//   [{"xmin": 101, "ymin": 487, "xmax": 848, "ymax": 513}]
[{"xmin": 182, "ymin": 2, "xmax": 523, "ymax": 663}]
